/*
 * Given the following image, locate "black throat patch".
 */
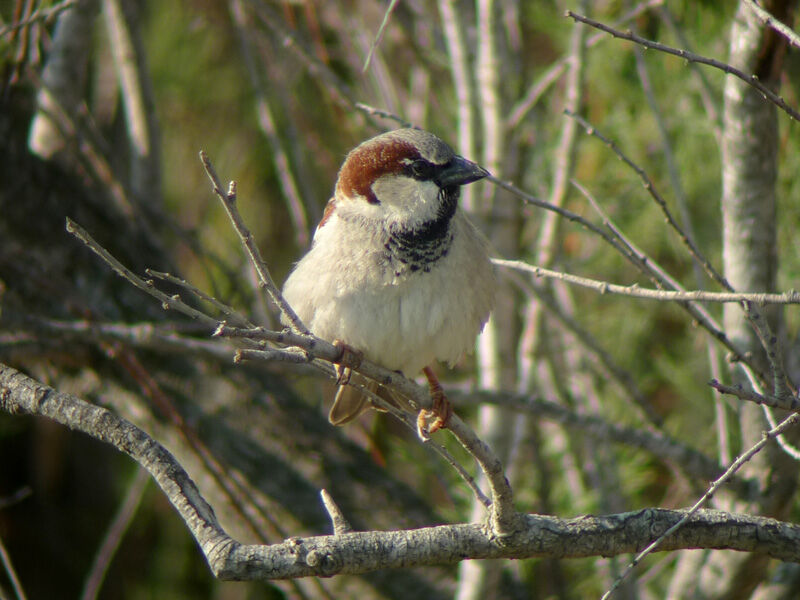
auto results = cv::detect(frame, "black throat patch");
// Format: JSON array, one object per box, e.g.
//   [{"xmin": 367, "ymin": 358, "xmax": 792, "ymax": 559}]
[{"xmin": 382, "ymin": 187, "xmax": 458, "ymax": 276}]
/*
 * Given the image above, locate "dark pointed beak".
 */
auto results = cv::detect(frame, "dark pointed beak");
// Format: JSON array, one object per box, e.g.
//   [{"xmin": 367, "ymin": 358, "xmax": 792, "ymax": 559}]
[{"xmin": 435, "ymin": 155, "xmax": 490, "ymax": 188}]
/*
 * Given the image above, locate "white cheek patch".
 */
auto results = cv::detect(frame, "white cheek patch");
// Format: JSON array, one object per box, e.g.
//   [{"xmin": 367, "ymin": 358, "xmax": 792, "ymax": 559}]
[{"xmin": 370, "ymin": 176, "xmax": 441, "ymax": 227}]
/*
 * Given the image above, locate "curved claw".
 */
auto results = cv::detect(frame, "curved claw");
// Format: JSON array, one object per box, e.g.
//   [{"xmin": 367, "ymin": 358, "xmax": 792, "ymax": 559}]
[
  {"xmin": 416, "ymin": 366, "xmax": 453, "ymax": 439},
  {"xmin": 333, "ymin": 340, "xmax": 363, "ymax": 385}
]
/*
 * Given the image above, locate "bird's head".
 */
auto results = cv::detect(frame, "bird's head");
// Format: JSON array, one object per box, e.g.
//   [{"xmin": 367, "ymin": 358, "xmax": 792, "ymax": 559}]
[{"xmin": 328, "ymin": 128, "xmax": 489, "ymax": 230}]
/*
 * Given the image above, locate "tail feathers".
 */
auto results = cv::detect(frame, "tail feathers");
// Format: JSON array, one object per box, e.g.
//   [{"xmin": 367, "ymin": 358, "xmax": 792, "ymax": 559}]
[{"xmin": 328, "ymin": 375, "xmax": 414, "ymax": 425}]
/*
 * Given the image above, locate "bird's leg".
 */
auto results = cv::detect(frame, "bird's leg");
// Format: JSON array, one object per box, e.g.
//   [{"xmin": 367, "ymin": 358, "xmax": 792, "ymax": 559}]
[
  {"xmin": 332, "ymin": 340, "xmax": 363, "ymax": 385},
  {"xmin": 417, "ymin": 366, "xmax": 453, "ymax": 437}
]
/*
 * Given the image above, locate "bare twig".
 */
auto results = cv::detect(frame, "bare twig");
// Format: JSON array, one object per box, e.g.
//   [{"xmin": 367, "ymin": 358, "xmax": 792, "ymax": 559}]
[
  {"xmin": 710, "ymin": 379, "xmax": 800, "ymax": 412},
  {"xmin": 361, "ymin": 0, "xmax": 399, "ymax": 72},
  {"xmin": 565, "ymin": 10, "xmax": 800, "ymax": 122},
  {"xmin": 600, "ymin": 410, "xmax": 800, "ymax": 599},
  {"xmin": 199, "ymin": 151, "xmax": 307, "ymax": 333},
  {"xmin": 762, "ymin": 406, "xmax": 800, "ymax": 461},
  {"xmin": 339, "ymin": 378, "xmax": 492, "ymax": 508},
  {"xmin": 742, "ymin": 301, "xmax": 795, "ymax": 402},
  {"xmin": 494, "ymin": 259, "xmax": 800, "ymax": 305},
  {"xmin": 66, "ymin": 219, "xmax": 215, "ymax": 325},
  {"xmin": 146, "ymin": 269, "xmax": 254, "ymax": 328},
  {"xmin": 80, "ymin": 467, "xmax": 150, "ymax": 600},
  {"xmin": 492, "ymin": 176, "xmax": 762, "ymax": 379},
  {"xmin": 744, "ymin": 0, "xmax": 800, "ymax": 49},
  {"xmin": 565, "ymin": 109, "xmax": 732, "ymax": 291},
  {"xmin": 354, "ymin": 102, "xmax": 414, "ymax": 128},
  {"xmin": 12, "ymin": 317, "xmax": 238, "ymax": 362}
]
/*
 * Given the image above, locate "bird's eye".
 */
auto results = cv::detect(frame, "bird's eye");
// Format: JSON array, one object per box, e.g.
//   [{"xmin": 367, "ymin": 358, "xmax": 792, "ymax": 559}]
[{"xmin": 409, "ymin": 159, "xmax": 435, "ymax": 180}]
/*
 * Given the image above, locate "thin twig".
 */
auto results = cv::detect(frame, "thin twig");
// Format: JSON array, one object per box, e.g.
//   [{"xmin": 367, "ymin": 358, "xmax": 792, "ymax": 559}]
[
  {"xmin": 494, "ymin": 259, "xmax": 800, "ymax": 305},
  {"xmin": 0, "ymin": 531, "xmax": 26, "ymax": 600},
  {"xmin": 146, "ymin": 269, "xmax": 254, "ymax": 328},
  {"xmin": 600, "ymin": 410, "xmax": 800, "ymax": 599},
  {"xmin": 710, "ymin": 379, "xmax": 800, "ymax": 412},
  {"xmin": 744, "ymin": 0, "xmax": 800, "ymax": 49},
  {"xmin": 507, "ymin": 0, "xmax": 664, "ymax": 129},
  {"xmin": 741, "ymin": 301, "xmax": 795, "ymax": 402},
  {"xmin": 361, "ymin": 0, "xmax": 399, "ymax": 72},
  {"xmin": 229, "ymin": 0, "xmax": 310, "ymax": 248},
  {"xmin": 565, "ymin": 10, "xmax": 800, "ymax": 122},
  {"xmin": 340, "ymin": 376, "xmax": 493, "ymax": 509},
  {"xmin": 565, "ymin": 109, "xmax": 732, "ymax": 291},
  {"xmin": 493, "ymin": 176, "xmax": 764, "ymax": 382},
  {"xmin": 762, "ymin": 406, "xmax": 800, "ymax": 460},
  {"xmin": 0, "ymin": 0, "xmax": 78, "ymax": 38},
  {"xmin": 66, "ymin": 219, "xmax": 213, "ymax": 324},
  {"xmin": 447, "ymin": 415, "xmax": 519, "ymax": 535},
  {"xmin": 199, "ymin": 151, "xmax": 307, "ymax": 333},
  {"xmin": 355, "ymin": 102, "xmax": 415, "ymax": 128},
  {"xmin": 80, "ymin": 467, "xmax": 150, "ymax": 600}
]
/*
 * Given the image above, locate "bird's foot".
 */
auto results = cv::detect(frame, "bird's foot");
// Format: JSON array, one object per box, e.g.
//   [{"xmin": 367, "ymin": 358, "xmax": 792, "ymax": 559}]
[
  {"xmin": 416, "ymin": 366, "xmax": 453, "ymax": 439},
  {"xmin": 332, "ymin": 340, "xmax": 363, "ymax": 385}
]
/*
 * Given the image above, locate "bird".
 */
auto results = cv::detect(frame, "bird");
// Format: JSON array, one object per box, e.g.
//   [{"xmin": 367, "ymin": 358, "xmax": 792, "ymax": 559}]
[{"xmin": 281, "ymin": 128, "xmax": 495, "ymax": 436}]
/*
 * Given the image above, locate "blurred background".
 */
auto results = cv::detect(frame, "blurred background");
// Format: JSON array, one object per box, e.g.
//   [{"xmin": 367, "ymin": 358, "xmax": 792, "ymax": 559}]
[{"xmin": 1, "ymin": 0, "xmax": 800, "ymax": 598}]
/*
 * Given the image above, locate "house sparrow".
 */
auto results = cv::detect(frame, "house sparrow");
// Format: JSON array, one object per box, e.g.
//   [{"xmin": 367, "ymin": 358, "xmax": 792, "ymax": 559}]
[{"xmin": 282, "ymin": 128, "xmax": 495, "ymax": 435}]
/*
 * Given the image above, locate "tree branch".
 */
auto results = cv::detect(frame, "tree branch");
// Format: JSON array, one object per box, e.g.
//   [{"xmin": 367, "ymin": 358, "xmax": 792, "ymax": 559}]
[
  {"xmin": 3, "ymin": 362, "xmax": 800, "ymax": 581},
  {"xmin": 565, "ymin": 10, "xmax": 800, "ymax": 122},
  {"xmin": 494, "ymin": 258, "xmax": 800, "ymax": 305}
]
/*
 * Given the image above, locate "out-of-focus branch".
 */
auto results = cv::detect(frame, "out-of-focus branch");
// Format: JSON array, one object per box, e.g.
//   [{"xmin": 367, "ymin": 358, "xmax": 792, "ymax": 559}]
[
  {"xmin": 28, "ymin": 0, "xmax": 96, "ymax": 159},
  {"xmin": 507, "ymin": 0, "xmax": 664, "ymax": 129},
  {"xmin": 451, "ymin": 389, "xmax": 749, "ymax": 494},
  {"xmin": 229, "ymin": 0, "xmax": 310, "ymax": 249},
  {"xmin": 102, "ymin": 0, "xmax": 161, "ymax": 203},
  {"xmin": 80, "ymin": 467, "xmax": 149, "ymax": 600},
  {"xmin": 0, "ymin": 0, "xmax": 79, "ymax": 38},
  {"xmin": 0, "ymin": 527, "xmax": 27, "ymax": 600}
]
